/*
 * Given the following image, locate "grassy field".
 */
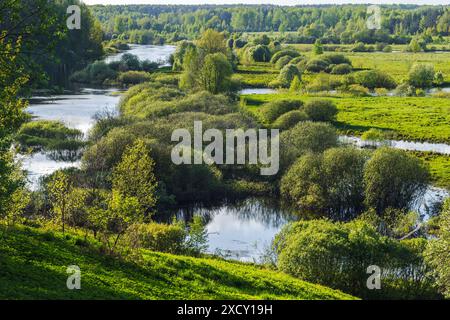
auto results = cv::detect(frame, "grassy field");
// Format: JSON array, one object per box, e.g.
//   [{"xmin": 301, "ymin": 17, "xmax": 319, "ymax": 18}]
[
  {"xmin": 241, "ymin": 93, "xmax": 450, "ymax": 143},
  {"xmin": 414, "ymin": 152, "xmax": 450, "ymax": 190},
  {"xmin": 0, "ymin": 224, "xmax": 355, "ymax": 300}
]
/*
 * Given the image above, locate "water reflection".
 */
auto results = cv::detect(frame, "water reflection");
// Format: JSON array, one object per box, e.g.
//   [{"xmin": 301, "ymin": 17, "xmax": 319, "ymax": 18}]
[
  {"xmin": 104, "ymin": 44, "xmax": 176, "ymax": 67},
  {"xmin": 156, "ymin": 197, "xmax": 296, "ymax": 262}
]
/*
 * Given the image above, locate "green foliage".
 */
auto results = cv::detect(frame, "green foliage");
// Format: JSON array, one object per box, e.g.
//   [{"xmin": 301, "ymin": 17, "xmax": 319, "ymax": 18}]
[
  {"xmin": 112, "ymin": 139, "xmax": 158, "ymax": 215},
  {"xmin": 126, "ymin": 222, "xmax": 186, "ymax": 254},
  {"xmin": 313, "ymin": 39, "xmax": 323, "ymax": 55},
  {"xmin": 198, "ymin": 53, "xmax": 233, "ymax": 94},
  {"xmin": 263, "ymin": 99, "xmax": 304, "ymax": 123},
  {"xmin": 185, "ymin": 216, "xmax": 209, "ymax": 256},
  {"xmin": 272, "ymin": 111, "xmax": 309, "ymax": 130},
  {"xmin": 303, "ymin": 99, "xmax": 337, "ymax": 122},
  {"xmin": 275, "ymin": 56, "xmax": 293, "ymax": 70},
  {"xmin": 364, "ymin": 148, "xmax": 430, "ymax": 214},
  {"xmin": 117, "ymin": 71, "xmax": 151, "ymax": 85},
  {"xmin": 305, "ymin": 58, "xmax": 330, "ymax": 73},
  {"xmin": 407, "ymin": 63, "xmax": 435, "ymax": 88},
  {"xmin": 273, "ymin": 219, "xmax": 439, "ymax": 299},
  {"xmin": 330, "ymin": 63, "xmax": 353, "ymax": 75},
  {"xmin": 0, "ymin": 225, "xmax": 355, "ymax": 299},
  {"xmin": 425, "ymin": 200, "xmax": 450, "ymax": 298},
  {"xmin": 289, "ymin": 76, "xmax": 302, "ymax": 92},
  {"xmin": 47, "ymin": 171, "xmax": 85, "ymax": 233},
  {"xmin": 196, "ymin": 29, "xmax": 227, "ymax": 55},
  {"xmin": 280, "ymin": 121, "xmax": 338, "ymax": 170},
  {"xmin": 17, "ymin": 120, "xmax": 84, "ymax": 152},
  {"xmin": 352, "ymin": 70, "xmax": 397, "ymax": 89},
  {"xmin": 270, "ymin": 49, "xmax": 300, "ymax": 64},
  {"xmin": 280, "ymin": 148, "xmax": 367, "ymax": 217},
  {"xmin": 246, "ymin": 45, "xmax": 272, "ymax": 62},
  {"xmin": 277, "ymin": 64, "xmax": 301, "ymax": 88}
]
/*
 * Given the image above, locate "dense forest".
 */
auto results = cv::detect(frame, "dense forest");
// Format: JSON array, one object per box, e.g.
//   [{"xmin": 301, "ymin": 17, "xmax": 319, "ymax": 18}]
[{"xmin": 91, "ymin": 4, "xmax": 450, "ymax": 44}]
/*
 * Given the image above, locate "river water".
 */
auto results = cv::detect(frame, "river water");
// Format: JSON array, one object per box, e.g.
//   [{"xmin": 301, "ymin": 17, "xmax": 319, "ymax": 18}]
[{"xmin": 22, "ymin": 45, "xmax": 449, "ymax": 262}]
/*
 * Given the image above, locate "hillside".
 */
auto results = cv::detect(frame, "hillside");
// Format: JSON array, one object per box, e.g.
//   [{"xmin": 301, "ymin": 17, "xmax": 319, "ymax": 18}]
[{"xmin": 0, "ymin": 225, "xmax": 355, "ymax": 300}]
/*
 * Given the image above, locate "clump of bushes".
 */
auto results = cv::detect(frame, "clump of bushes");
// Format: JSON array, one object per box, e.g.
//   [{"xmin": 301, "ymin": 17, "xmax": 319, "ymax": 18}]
[
  {"xmin": 351, "ymin": 70, "xmax": 397, "ymax": 89},
  {"xmin": 245, "ymin": 45, "xmax": 272, "ymax": 62},
  {"xmin": 303, "ymin": 99, "xmax": 337, "ymax": 122},
  {"xmin": 118, "ymin": 71, "xmax": 151, "ymax": 85},
  {"xmin": 275, "ymin": 56, "xmax": 293, "ymax": 70},
  {"xmin": 407, "ymin": 63, "xmax": 435, "ymax": 88},
  {"xmin": 270, "ymin": 49, "xmax": 300, "ymax": 64},
  {"xmin": 305, "ymin": 58, "xmax": 330, "ymax": 73},
  {"xmin": 272, "ymin": 110, "xmax": 309, "ymax": 130},
  {"xmin": 272, "ymin": 219, "xmax": 440, "ymax": 299},
  {"xmin": 330, "ymin": 63, "xmax": 352, "ymax": 74},
  {"xmin": 271, "ymin": 64, "xmax": 301, "ymax": 88},
  {"xmin": 263, "ymin": 99, "xmax": 304, "ymax": 123},
  {"xmin": 17, "ymin": 120, "xmax": 85, "ymax": 152}
]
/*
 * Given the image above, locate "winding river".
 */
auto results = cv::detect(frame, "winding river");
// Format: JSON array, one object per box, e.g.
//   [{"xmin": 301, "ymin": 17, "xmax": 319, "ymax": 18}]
[{"xmin": 23, "ymin": 45, "xmax": 449, "ymax": 262}]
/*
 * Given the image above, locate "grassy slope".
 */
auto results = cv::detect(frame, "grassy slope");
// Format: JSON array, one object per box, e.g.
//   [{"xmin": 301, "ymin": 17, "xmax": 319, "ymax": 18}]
[{"xmin": 0, "ymin": 225, "xmax": 355, "ymax": 300}]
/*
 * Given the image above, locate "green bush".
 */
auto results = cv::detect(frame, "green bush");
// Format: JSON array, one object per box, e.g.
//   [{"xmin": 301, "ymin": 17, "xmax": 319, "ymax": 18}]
[
  {"xmin": 407, "ymin": 63, "xmax": 435, "ymax": 88},
  {"xmin": 273, "ymin": 219, "xmax": 439, "ymax": 299},
  {"xmin": 272, "ymin": 110, "xmax": 309, "ymax": 130},
  {"xmin": 280, "ymin": 121, "xmax": 338, "ymax": 170},
  {"xmin": 270, "ymin": 49, "xmax": 300, "ymax": 64},
  {"xmin": 323, "ymin": 53, "xmax": 351, "ymax": 65},
  {"xmin": 126, "ymin": 222, "xmax": 186, "ymax": 254},
  {"xmin": 303, "ymin": 99, "xmax": 337, "ymax": 122},
  {"xmin": 118, "ymin": 71, "xmax": 151, "ymax": 85},
  {"xmin": 277, "ymin": 64, "xmax": 301, "ymax": 88},
  {"xmin": 353, "ymin": 70, "xmax": 397, "ymax": 89},
  {"xmin": 305, "ymin": 58, "xmax": 330, "ymax": 73},
  {"xmin": 275, "ymin": 56, "xmax": 293, "ymax": 70},
  {"xmin": 246, "ymin": 45, "xmax": 272, "ymax": 62},
  {"xmin": 330, "ymin": 63, "xmax": 352, "ymax": 74},
  {"xmin": 263, "ymin": 99, "xmax": 304, "ymax": 123},
  {"xmin": 364, "ymin": 147, "xmax": 430, "ymax": 214}
]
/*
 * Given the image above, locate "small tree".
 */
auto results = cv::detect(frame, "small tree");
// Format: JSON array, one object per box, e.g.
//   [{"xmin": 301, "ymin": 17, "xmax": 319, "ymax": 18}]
[
  {"xmin": 185, "ymin": 215, "xmax": 209, "ymax": 256},
  {"xmin": 48, "ymin": 171, "xmax": 84, "ymax": 233},
  {"xmin": 408, "ymin": 63, "xmax": 435, "ymax": 88},
  {"xmin": 289, "ymin": 76, "xmax": 302, "ymax": 92},
  {"xmin": 313, "ymin": 39, "xmax": 323, "ymax": 55},
  {"xmin": 434, "ymin": 71, "xmax": 444, "ymax": 85},
  {"xmin": 364, "ymin": 147, "xmax": 429, "ymax": 214},
  {"xmin": 303, "ymin": 99, "xmax": 337, "ymax": 122},
  {"xmin": 113, "ymin": 139, "xmax": 158, "ymax": 216},
  {"xmin": 198, "ymin": 53, "xmax": 233, "ymax": 94},
  {"xmin": 196, "ymin": 29, "xmax": 227, "ymax": 55}
]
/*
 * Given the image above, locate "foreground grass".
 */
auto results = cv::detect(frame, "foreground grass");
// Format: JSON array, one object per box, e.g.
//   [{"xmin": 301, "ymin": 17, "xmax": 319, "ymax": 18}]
[
  {"xmin": 0, "ymin": 225, "xmax": 355, "ymax": 300},
  {"xmin": 413, "ymin": 152, "xmax": 450, "ymax": 190},
  {"xmin": 242, "ymin": 93, "xmax": 450, "ymax": 143}
]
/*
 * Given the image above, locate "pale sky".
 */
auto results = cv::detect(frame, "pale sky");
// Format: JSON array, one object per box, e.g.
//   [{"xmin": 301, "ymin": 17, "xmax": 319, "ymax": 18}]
[{"xmin": 83, "ymin": 0, "xmax": 450, "ymax": 5}]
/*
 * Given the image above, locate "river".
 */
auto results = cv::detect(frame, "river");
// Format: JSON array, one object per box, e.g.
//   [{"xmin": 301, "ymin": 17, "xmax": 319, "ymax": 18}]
[{"xmin": 22, "ymin": 45, "xmax": 449, "ymax": 262}]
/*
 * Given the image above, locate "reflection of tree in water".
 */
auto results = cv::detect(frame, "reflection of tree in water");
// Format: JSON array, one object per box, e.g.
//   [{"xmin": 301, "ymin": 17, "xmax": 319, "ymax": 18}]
[
  {"xmin": 156, "ymin": 197, "xmax": 298, "ymax": 228},
  {"xmin": 46, "ymin": 150, "xmax": 83, "ymax": 162}
]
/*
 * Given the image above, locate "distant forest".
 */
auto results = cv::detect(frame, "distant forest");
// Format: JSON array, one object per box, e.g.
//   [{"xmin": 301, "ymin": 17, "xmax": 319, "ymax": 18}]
[{"xmin": 91, "ymin": 4, "xmax": 450, "ymax": 44}]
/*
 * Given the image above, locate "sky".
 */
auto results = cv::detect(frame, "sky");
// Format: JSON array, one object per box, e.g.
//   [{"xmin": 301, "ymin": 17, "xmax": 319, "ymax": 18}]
[{"xmin": 83, "ymin": 0, "xmax": 450, "ymax": 5}]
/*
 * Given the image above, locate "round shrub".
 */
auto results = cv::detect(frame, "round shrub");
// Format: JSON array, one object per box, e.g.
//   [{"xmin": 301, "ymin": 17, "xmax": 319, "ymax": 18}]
[
  {"xmin": 353, "ymin": 70, "xmax": 397, "ymax": 89},
  {"xmin": 246, "ymin": 45, "xmax": 272, "ymax": 62},
  {"xmin": 275, "ymin": 56, "xmax": 293, "ymax": 70},
  {"xmin": 118, "ymin": 71, "xmax": 151, "ymax": 85},
  {"xmin": 125, "ymin": 222, "xmax": 186, "ymax": 253},
  {"xmin": 323, "ymin": 53, "xmax": 351, "ymax": 65},
  {"xmin": 272, "ymin": 110, "xmax": 309, "ymax": 130},
  {"xmin": 303, "ymin": 99, "xmax": 337, "ymax": 122},
  {"xmin": 263, "ymin": 99, "xmax": 304, "ymax": 123},
  {"xmin": 305, "ymin": 58, "xmax": 330, "ymax": 73},
  {"xmin": 270, "ymin": 49, "xmax": 300, "ymax": 64},
  {"xmin": 407, "ymin": 63, "xmax": 435, "ymax": 88},
  {"xmin": 280, "ymin": 121, "xmax": 338, "ymax": 170},
  {"xmin": 278, "ymin": 64, "xmax": 301, "ymax": 88},
  {"xmin": 289, "ymin": 56, "xmax": 306, "ymax": 65},
  {"xmin": 330, "ymin": 63, "xmax": 353, "ymax": 74}
]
